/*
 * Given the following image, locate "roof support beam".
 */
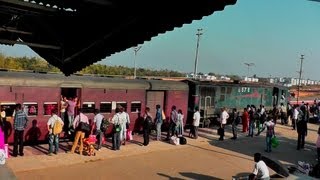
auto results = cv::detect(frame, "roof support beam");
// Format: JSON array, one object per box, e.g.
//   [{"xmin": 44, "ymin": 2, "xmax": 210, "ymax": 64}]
[
  {"xmin": 0, "ymin": 27, "xmax": 32, "ymax": 35},
  {"xmin": 0, "ymin": 0, "xmax": 58, "ymax": 13},
  {"xmin": 0, "ymin": 39, "xmax": 60, "ymax": 49}
]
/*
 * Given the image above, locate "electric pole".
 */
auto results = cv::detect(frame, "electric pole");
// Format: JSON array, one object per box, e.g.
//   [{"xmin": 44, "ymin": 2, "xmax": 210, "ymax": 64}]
[
  {"xmin": 296, "ymin": 54, "xmax": 304, "ymax": 104},
  {"xmin": 133, "ymin": 46, "xmax": 142, "ymax": 79},
  {"xmin": 193, "ymin": 28, "xmax": 203, "ymax": 79},
  {"xmin": 244, "ymin": 62, "xmax": 255, "ymax": 78}
]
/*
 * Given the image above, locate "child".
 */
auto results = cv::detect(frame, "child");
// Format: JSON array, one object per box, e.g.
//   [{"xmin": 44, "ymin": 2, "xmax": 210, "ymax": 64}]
[{"xmin": 316, "ymin": 127, "xmax": 320, "ymax": 161}]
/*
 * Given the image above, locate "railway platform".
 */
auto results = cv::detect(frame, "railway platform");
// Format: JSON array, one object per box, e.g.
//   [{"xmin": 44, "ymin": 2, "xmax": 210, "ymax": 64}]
[{"xmin": 3, "ymin": 123, "xmax": 320, "ymax": 179}]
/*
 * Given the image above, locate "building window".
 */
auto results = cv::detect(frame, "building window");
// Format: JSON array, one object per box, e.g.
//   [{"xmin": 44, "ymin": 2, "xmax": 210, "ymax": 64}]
[
  {"xmin": 116, "ymin": 101, "xmax": 127, "ymax": 110},
  {"xmin": 43, "ymin": 102, "xmax": 58, "ymax": 116},
  {"xmin": 23, "ymin": 102, "xmax": 38, "ymax": 116},
  {"xmin": 100, "ymin": 102, "xmax": 112, "ymax": 113},
  {"xmin": 82, "ymin": 102, "xmax": 95, "ymax": 113},
  {"xmin": 0, "ymin": 102, "xmax": 16, "ymax": 117},
  {"xmin": 131, "ymin": 101, "xmax": 141, "ymax": 113}
]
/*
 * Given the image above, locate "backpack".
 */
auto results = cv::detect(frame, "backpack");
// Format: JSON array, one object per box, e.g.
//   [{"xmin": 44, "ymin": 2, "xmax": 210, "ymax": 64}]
[
  {"xmin": 145, "ymin": 115, "xmax": 153, "ymax": 128},
  {"xmin": 235, "ymin": 116, "xmax": 241, "ymax": 125},
  {"xmin": 52, "ymin": 118, "xmax": 63, "ymax": 135},
  {"xmin": 100, "ymin": 118, "xmax": 109, "ymax": 132}
]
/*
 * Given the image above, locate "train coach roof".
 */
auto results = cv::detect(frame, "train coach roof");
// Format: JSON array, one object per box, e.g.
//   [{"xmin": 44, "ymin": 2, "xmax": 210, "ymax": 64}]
[
  {"xmin": 147, "ymin": 79, "xmax": 189, "ymax": 91},
  {"xmin": 0, "ymin": 71, "xmax": 189, "ymax": 90},
  {"xmin": 183, "ymin": 79, "xmax": 288, "ymax": 89},
  {"xmin": 0, "ymin": 71, "xmax": 149, "ymax": 89}
]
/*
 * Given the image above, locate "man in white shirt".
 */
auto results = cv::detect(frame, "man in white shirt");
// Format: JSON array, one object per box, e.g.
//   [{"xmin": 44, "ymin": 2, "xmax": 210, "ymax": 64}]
[
  {"xmin": 250, "ymin": 153, "xmax": 270, "ymax": 180},
  {"xmin": 292, "ymin": 105, "xmax": 299, "ymax": 130},
  {"xmin": 47, "ymin": 109, "xmax": 64, "ymax": 155},
  {"xmin": 192, "ymin": 107, "xmax": 200, "ymax": 139},
  {"xmin": 219, "ymin": 107, "xmax": 229, "ymax": 141},
  {"xmin": 92, "ymin": 109, "xmax": 104, "ymax": 150}
]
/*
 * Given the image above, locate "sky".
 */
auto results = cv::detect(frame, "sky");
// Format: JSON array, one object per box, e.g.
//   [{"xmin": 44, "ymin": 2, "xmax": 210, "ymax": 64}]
[{"xmin": 0, "ymin": 0, "xmax": 320, "ymax": 80}]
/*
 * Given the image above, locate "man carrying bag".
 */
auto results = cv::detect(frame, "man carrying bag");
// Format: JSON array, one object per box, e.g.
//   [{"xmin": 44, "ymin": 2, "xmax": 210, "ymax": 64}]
[{"xmin": 70, "ymin": 109, "xmax": 89, "ymax": 155}]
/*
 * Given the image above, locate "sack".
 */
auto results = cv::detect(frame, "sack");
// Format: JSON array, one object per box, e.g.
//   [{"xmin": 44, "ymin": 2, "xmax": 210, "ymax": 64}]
[
  {"xmin": 271, "ymin": 136, "xmax": 279, "ymax": 148},
  {"xmin": 4, "ymin": 144, "xmax": 8, "ymax": 159},
  {"xmin": 0, "ymin": 149, "xmax": 5, "ymax": 165},
  {"xmin": 179, "ymin": 137, "xmax": 187, "ymax": 145},
  {"xmin": 52, "ymin": 119, "xmax": 63, "ymax": 135},
  {"xmin": 114, "ymin": 124, "xmax": 121, "ymax": 133},
  {"xmin": 78, "ymin": 122, "xmax": 90, "ymax": 132},
  {"xmin": 126, "ymin": 130, "xmax": 133, "ymax": 141},
  {"xmin": 170, "ymin": 136, "xmax": 179, "ymax": 145},
  {"xmin": 162, "ymin": 110, "xmax": 166, "ymax": 120},
  {"xmin": 100, "ymin": 118, "xmax": 109, "ymax": 132}
]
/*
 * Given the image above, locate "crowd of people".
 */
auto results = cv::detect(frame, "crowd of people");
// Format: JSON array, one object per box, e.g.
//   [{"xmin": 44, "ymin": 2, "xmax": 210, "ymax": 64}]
[{"xmin": 3, "ymin": 96, "xmax": 320, "ymax": 179}]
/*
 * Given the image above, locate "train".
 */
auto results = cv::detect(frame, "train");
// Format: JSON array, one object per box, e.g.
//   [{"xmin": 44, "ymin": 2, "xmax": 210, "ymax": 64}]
[{"xmin": 0, "ymin": 71, "xmax": 289, "ymax": 144}]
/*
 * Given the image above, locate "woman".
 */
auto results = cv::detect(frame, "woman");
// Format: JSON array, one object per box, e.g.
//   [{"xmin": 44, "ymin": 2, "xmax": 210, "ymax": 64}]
[
  {"xmin": 242, "ymin": 108, "xmax": 249, "ymax": 133},
  {"xmin": 177, "ymin": 109, "xmax": 184, "ymax": 136}
]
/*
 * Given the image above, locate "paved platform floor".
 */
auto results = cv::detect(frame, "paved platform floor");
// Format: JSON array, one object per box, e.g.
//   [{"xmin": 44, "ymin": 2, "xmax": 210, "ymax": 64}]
[{"xmin": 3, "ymin": 123, "xmax": 320, "ymax": 180}]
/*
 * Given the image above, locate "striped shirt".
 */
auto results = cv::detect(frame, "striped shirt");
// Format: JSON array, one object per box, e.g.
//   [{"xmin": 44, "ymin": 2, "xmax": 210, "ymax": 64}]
[{"xmin": 14, "ymin": 110, "xmax": 28, "ymax": 131}]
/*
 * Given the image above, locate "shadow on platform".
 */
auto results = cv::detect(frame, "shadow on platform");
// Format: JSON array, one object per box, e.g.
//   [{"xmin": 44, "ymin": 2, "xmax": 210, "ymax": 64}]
[{"xmin": 157, "ymin": 172, "xmax": 223, "ymax": 180}]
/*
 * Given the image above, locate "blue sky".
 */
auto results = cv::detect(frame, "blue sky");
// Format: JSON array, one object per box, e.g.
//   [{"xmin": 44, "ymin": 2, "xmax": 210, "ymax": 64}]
[{"xmin": 1, "ymin": 0, "xmax": 320, "ymax": 79}]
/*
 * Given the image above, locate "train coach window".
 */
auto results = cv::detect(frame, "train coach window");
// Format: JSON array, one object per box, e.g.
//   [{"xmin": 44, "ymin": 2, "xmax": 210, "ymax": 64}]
[
  {"xmin": 221, "ymin": 87, "xmax": 226, "ymax": 94},
  {"xmin": 43, "ymin": 102, "xmax": 58, "ymax": 116},
  {"xmin": 100, "ymin": 102, "xmax": 112, "ymax": 113},
  {"xmin": 131, "ymin": 101, "xmax": 141, "ymax": 113},
  {"xmin": 116, "ymin": 102, "xmax": 127, "ymax": 110},
  {"xmin": 0, "ymin": 103, "xmax": 16, "ymax": 117},
  {"xmin": 23, "ymin": 102, "xmax": 38, "ymax": 116},
  {"xmin": 220, "ymin": 95, "xmax": 225, "ymax": 101},
  {"xmin": 82, "ymin": 102, "xmax": 95, "ymax": 113},
  {"xmin": 227, "ymin": 87, "xmax": 232, "ymax": 94}
]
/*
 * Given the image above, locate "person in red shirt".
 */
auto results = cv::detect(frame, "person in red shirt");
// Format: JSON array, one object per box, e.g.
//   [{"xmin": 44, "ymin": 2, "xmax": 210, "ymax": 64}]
[{"xmin": 242, "ymin": 108, "xmax": 249, "ymax": 132}]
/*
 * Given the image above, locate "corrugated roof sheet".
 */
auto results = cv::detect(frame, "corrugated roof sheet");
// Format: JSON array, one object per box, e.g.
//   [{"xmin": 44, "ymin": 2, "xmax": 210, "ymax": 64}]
[{"xmin": 0, "ymin": 0, "xmax": 237, "ymax": 75}]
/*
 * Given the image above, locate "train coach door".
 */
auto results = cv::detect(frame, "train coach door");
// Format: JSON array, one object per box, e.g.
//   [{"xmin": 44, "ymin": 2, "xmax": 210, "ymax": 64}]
[
  {"xmin": 61, "ymin": 88, "xmax": 81, "ymax": 100},
  {"xmin": 146, "ymin": 91, "xmax": 165, "ymax": 116},
  {"xmin": 272, "ymin": 87, "xmax": 279, "ymax": 107}
]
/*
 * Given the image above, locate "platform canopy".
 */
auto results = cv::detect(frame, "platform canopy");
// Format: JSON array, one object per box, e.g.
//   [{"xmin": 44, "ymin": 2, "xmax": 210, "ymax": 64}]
[{"xmin": 0, "ymin": 0, "xmax": 237, "ymax": 75}]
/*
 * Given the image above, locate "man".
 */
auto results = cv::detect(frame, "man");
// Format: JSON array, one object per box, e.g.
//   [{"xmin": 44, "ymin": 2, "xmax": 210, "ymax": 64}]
[
  {"xmin": 143, "ymin": 107, "xmax": 152, "ymax": 146},
  {"xmin": 230, "ymin": 108, "xmax": 239, "ymax": 140},
  {"xmin": 13, "ymin": 103, "xmax": 28, "ymax": 157},
  {"xmin": 250, "ymin": 153, "xmax": 270, "ymax": 180},
  {"xmin": 111, "ymin": 108, "xmax": 123, "ymax": 150},
  {"xmin": 219, "ymin": 107, "xmax": 229, "ymax": 141},
  {"xmin": 280, "ymin": 103, "xmax": 287, "ymax": 125},
  {"xmin": 167, "ymin": 106, "xmax": 178, "ymax": 139},
  {"xmin": 91, "ymin": 109, "xmax": 104, "ymax": 151},
  {"xmin": 155, "ymin": 105, "xmax": 163, "ymax": 141},
  {"xmin": 47, "ymin": 109, "xmax": 64, "ymax": 155},
  {"xmin": 119, "ymin": 107, "xmax": 130, "ymax": 146},
  {"xmin": 261, "ymin": 116, "xmax": 275, "ymax": 153},
  {"xmin": 292, "ymin": 104, "xmax": 299, "ymax": 130},
  {"xmin": 297, "ymin": 105, "xmax": 307, "ymax": 150},
  {"xmin": 192, "ymin": 107, "xmax": 200, "ymax": 139},
  {"xmin": 70, "ymin": 109, "xmax": 89, "ymax": 155},
  {"xmin": 66, "ymin": 97, "xmax": 76, "ymax": 134}
]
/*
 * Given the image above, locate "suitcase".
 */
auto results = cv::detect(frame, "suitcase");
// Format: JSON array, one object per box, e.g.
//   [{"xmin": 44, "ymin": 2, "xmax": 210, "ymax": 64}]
[{"xmin": 179, "ymin": 137, "xmax": 187, "ymax": 145}]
